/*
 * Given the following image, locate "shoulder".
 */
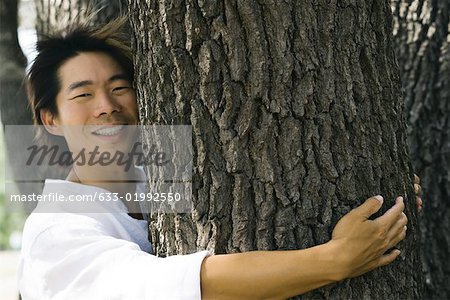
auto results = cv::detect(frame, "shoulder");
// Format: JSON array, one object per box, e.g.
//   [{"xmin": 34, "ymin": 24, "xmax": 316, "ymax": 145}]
[{"xmin": 20, "ymin": 212, "xmax": 107, "ymax": 253}]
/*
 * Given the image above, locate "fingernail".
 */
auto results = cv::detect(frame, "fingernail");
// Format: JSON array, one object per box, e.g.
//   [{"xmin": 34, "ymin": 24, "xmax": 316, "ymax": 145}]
[
  {"xmin": 398, "ymin": 196, "xmax": 404, "ymax": 202},
  {"xmin": 374, "ymin": 195, "xmax": 384, "ymax": 203}
]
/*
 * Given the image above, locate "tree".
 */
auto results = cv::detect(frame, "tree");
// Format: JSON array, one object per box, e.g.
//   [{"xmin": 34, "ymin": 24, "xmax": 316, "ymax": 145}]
[
  {"xmin": 129, "ymin": 0, "xmax": 424, "ymax": 298},
  {"xmin": 0, "ymin": 0, "xmax": 31, "ymax": 126},
  {"xmin": 0, "ymin": 0, "xmax": 35, "ymax": 203},
  {"xmin": 392, "ymin": 1, "xmax": 450, "ymax": 299},
  {"xmin": 34, "ymin": 0, "xmax": 127, "ymax": 35}
]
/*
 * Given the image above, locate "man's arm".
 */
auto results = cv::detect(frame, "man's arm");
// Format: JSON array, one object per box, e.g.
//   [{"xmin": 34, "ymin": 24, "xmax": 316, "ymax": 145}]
[{"xmin": 200, "ymin": 195, "xmax": 407, "ymax": 299}]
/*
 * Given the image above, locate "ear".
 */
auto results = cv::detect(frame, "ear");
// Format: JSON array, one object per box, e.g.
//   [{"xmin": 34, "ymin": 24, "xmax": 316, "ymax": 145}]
[{"xmin": 40, "ymin": 109, "xmax": 63, "ymax": 136}]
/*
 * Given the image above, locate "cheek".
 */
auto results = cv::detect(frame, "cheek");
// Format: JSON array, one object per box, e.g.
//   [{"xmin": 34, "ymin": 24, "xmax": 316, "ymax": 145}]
[{"xmin": 58, "ymin": 103, "xmax": 91, "ymax": 124}]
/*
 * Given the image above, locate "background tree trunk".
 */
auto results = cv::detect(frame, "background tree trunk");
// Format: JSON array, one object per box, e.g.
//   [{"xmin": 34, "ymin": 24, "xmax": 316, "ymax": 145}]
[
  {"xmin": 129, "ymin": 0, "xmax": 425, "ymax": 298},
  {"xmin": 0, "ymin": 0, "xmax": 30, "ymax": 127},
  {"xmin": 0, "ymin": 0, "xmax": 34, "ymax": 200},
  {"xmin": 34, "ymin": 0, "xmax": 127, "ymax": 35},
  {"xmin": 392, "ymin": 1, "xmax": 450, "ymax": 299}
]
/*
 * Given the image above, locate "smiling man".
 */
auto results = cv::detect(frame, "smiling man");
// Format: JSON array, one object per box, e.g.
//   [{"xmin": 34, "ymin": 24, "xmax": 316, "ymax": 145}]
[
  {"xmin": 40, "ymin": 51, "xmax": 140, "ymax": 207},
  {"xmin": 17, "ymin": 17, "xmax": 413, "ymax": 299}
]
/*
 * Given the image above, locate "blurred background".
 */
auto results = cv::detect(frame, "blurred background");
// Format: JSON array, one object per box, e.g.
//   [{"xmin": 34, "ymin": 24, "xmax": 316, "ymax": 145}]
[{"xmin": 0, "ymin": 0, "xmax": 36, "ymax": 299}]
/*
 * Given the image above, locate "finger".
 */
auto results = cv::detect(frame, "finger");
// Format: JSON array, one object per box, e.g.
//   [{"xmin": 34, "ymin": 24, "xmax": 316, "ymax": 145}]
[
  {"xmin": 375, "ymin": 196, "xmax": 405, "ymax": 227},
  {"xmin": 376, "ymin": 249, "xmax": 401, "ymax": 268},
  {"xmin": 414, "ymin": 183, "xmax": 421, "ymax": 195},
  {"xmin": 414, "ymin": 174, "xmax": 420, "ymax": 185},
  {"xmin": 416, "ymin": 196, "xmax": 423, "ymax": 212},
  {"xmin": 387, "ymin": 214, "xmax": 408, "ymax": 243},
  {"xmin": 388, "ymin": 225, "xmax": 407, "ymax": 249},
  {"xmin": 388, "ymin": 212, "xmax": 408, "ymax": 238},
  {"xmin": 352, "ymin": 195, "xmax": 384, "ymax": 219}
]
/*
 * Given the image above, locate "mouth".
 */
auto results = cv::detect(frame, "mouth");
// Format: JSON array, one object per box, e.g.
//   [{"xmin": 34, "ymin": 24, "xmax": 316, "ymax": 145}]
[{"xmin": 91, "ymin": 125, "xmax": 126, "ymax": 136}]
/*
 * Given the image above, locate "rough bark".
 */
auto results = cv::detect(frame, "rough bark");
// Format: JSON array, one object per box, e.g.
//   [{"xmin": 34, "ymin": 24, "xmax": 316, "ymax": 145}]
[
  {"xmin": 0, "ymin": 0, "xmax": 30, "ymax": 127},
  {"xmin": 130, "ymin": 0, "xmax": 424, "ymax": 298},
  {"xmin": 392, "ymin": 1, "xmax": 450, "ymax": 299}
]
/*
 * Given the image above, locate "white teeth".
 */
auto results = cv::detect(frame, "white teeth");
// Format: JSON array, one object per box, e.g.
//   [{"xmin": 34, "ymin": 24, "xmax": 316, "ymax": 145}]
[{"xmin": 93, "ymin": 125, "xmax": 124, "ymax": 136}]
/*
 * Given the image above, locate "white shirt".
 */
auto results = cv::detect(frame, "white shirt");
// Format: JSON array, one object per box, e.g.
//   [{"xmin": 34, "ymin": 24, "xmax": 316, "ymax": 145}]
[{"xmin": 17, "ymin": 174, "xmax": 209, "ymax": 300}]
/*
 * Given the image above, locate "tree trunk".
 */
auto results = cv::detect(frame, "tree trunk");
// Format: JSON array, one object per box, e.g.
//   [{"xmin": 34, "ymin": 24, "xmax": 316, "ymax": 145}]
[
  {"xmin": 1, "ymin": 0, "xmax": 35, "ymax": 199},
  {"xmin": 392, "ymin": 1, "xmax": 450, "ymax": 299},
  {"xmin": 129, "ymin": 0, "xmax": 424, "ymax": 298},
  {"xmin": 34, "ymin": 0, "xmax": 127, "ymax": 35},
  {"xmin": 0, "ymin": 0, "xmax": 30, "ymax": 127}
]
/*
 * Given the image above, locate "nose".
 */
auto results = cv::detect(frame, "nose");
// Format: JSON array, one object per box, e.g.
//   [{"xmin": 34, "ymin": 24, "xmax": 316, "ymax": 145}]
[{"xmin": 94, "ymin": 92, "xmax": 121, "ymax": 117}]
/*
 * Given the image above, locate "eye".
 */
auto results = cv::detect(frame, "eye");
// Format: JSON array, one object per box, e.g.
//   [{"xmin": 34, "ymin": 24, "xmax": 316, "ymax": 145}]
[
  {"xmin": 113, "ymin": 86, "xmax": 130, "ymax": 91},
  {"xmin": 112, "ymin": 86, "xmax": 132, "ymax": 94},
  {"xmin": 72, "ymin": 93, "xmax": 91, "ymax": 99}
]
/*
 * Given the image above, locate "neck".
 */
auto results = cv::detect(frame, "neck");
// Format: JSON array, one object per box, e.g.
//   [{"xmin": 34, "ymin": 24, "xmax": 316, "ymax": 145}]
[{"xmin": 66, "ymin": 165, "xmax": 144, "ymax": 219}]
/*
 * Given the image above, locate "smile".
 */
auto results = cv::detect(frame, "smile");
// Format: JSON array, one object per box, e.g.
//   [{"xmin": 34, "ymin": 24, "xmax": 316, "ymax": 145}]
[{"xmin": 92, "ymin": 125, "xmax": 125, "ymax": 136}]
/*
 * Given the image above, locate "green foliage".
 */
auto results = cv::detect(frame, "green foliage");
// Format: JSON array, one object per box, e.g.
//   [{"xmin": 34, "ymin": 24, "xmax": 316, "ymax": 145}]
[{"xmin": 0, "ymin": 193, "xmax": 26, "ymax": 250}]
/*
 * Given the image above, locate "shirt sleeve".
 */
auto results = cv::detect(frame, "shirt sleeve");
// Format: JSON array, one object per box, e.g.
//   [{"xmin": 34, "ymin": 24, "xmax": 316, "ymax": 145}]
[{"xmin": 18, "ymin": 220, "xmax": 210, "ymax": 300}]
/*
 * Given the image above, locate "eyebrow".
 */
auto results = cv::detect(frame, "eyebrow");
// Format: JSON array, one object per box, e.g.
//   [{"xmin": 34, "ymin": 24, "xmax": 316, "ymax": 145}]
[{"xmin": 67, "ymin": 74, "xmax": 131, "ymax": 92}]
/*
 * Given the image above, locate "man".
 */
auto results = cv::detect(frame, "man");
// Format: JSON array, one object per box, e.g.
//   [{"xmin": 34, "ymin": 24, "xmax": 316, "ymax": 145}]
[{"xmin": 18, "ymin": 17, "xmax": 416, "ymax": 299}]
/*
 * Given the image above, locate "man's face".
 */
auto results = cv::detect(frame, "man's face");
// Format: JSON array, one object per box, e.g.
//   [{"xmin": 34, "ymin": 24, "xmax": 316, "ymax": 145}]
[{"xmin": 45, "ymin": 51, "xmax": 139, "ymax": 155}]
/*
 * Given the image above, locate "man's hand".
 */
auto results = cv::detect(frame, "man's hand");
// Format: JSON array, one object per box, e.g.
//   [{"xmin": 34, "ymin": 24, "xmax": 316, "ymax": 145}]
[
  {"xmin": 201, "ymin": 195, "xmax": 410, "ymax": 299},
  {"xmin": 330, "ymin": 195, "xmax": 407, "ymax": 280},
  {"xmin": 414, "ymin": 174, "xmax": 423, "ymax": 212}
]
